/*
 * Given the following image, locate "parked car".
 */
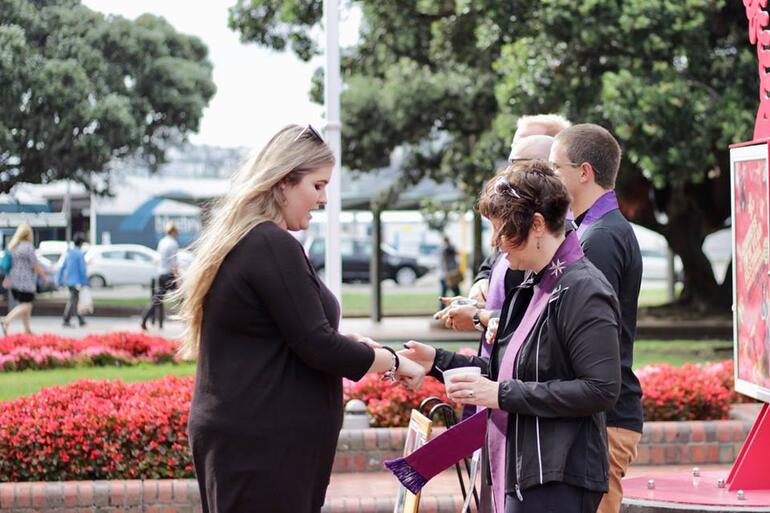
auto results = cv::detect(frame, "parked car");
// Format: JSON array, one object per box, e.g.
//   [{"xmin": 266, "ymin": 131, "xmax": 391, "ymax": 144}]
[
  {"xmin": 639, "ymin": 247, "xmax": 683, "ymax": 283},
  {"xmin": 84, "ymin": 244, "xmax": 160, "ymax": 288},
  {"xmin": 304, "ymin": 237, "xmax": 430, "ymax": 285}
]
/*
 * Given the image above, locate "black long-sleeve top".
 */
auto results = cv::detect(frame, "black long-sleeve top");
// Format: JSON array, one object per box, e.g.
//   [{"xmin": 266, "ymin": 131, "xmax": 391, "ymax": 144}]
[
  {"xmin": 575, "ymin": 209, "xmax": 644, "ymax": 433},
  {"xmin": 188, "ymin": 222, "xmax": 375, "ymax": 512}
]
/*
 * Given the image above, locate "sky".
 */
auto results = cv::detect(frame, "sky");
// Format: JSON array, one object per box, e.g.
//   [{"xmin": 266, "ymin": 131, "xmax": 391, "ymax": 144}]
[{"xmin": 82, "ymin": 1, "xmax": 360, "ymax": 150}]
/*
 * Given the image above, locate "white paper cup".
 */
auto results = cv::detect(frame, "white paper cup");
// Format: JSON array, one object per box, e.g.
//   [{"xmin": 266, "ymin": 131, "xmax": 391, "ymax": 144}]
[{"xmin": 442, "ymin": 366, "xmax": 482, "ymax": 386}]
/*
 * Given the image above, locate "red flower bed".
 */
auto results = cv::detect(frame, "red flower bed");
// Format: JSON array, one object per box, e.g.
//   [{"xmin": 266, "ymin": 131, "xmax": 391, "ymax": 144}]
[
  {"xmin": 343, "ymin": 347, "xmax": 477, "ymax": 427},
  {"xmin": 0, "ymin": 377, "xmax": 194, "ymax": 481},
  {"xmin": 638, "ymin": 360, "xmax": 735, "ymax": 421},
  {"xmin": 0, "ymin": 332, "xmax": 179, "ymax": 371},
  {"xmin": 343, "ymin": 374, "xmax": 450, "ymax": 427}
]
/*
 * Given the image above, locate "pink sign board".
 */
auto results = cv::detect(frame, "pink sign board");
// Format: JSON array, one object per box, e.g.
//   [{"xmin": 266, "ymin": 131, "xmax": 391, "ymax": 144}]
[{"xmin": 732, "ymin": 144, "xmax": 770, "ymax": 402}]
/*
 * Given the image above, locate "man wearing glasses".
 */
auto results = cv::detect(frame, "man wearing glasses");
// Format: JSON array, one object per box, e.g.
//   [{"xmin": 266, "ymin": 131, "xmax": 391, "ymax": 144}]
[
  {"xmin": 435, "ymin": 134, "xmax": 557, "ymax": 334},
  {"xmin": 437, "ymin": 114, "xmax": 571, "ymax": 333},
  {"xmin": 549, "ymin": 124, "xmax": 644, "ymax": 513}
]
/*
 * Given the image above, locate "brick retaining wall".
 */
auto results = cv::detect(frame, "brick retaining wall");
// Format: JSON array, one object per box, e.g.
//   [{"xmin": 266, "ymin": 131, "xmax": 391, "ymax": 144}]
[
  {"xmin": 0, "ymin": 419, "xmax": 753, "ymax": 513},
  {"xmin": 333, "ymin": 419, "xmax": 752, "ymax": 472}
]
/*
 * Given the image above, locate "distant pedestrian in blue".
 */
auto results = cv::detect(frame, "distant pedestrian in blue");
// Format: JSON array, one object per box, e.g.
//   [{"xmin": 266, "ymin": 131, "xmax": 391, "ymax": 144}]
[{"xmin": 58, "ymin": 232, "xmax": 88, "ymax": 327}]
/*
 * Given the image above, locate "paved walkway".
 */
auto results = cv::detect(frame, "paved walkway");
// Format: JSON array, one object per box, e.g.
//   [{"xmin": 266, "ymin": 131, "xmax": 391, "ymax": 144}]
[
  {"xmin": 8, "ymin": 314, "xmax": 480, "ymax": 342},
  {"xmin": 326, "ymin": 463, "xmax": 733, "ymax": 503}
]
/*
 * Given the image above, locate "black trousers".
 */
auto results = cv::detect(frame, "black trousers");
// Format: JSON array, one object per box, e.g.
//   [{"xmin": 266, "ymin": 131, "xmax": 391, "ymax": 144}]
[
  {"xmin": 505, "ymin": 481, "xmax": 603, "ymax": 513},
  {"xmin": 141, "ymin": 273, "xmax": 176, "ymax": 327},
  {"xmin": 63, "ymin": 286, "xmax": 84, "ymax": 324}
]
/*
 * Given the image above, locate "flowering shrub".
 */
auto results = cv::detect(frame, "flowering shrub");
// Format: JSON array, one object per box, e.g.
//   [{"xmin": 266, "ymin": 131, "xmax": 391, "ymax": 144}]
[
  {"xmin": 344, "ymin": 374, "xmax": 451, "ymax": 427},
  {"xmin": 0, "ymin": 377, "xmax": 194, "ymax": 481},
  {"xmin": 638, "ymin": 360, "xmax": 734, "ymax": 421},
  {"xmin": 0, "ymin": 332, "xmax": 180, "ymax": 371},
  {"xmin": 700, "ymin": 359, "xmax": 757, "ymax": 404},
  {"xmin": 343, "ymin": 346, "xmax": 477, "ymax": 427}
]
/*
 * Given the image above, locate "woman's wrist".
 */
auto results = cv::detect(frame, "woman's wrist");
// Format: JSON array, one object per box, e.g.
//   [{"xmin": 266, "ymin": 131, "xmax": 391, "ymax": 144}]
[{"xmin": 381, "ymin": 346, "xmax": 399, "ymax": 380}]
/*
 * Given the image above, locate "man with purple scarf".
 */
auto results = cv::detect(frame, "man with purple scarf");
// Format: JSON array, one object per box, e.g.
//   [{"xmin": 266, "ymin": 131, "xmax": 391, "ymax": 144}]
[{"xmin": 549, "ymin": 124, "xmax": 644, "ymax": 513}]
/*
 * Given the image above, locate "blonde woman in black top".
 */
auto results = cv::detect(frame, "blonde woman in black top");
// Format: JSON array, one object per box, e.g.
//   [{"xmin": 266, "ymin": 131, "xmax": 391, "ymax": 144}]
[{"xmin": 178, "ymin": 125, "xmax": 425, "ymax": 513}]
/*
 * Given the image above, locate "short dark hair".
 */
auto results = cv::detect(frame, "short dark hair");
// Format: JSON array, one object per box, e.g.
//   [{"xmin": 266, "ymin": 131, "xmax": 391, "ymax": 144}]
[
  {"xmin": 555, "ymin": 123, "xmax": 621, "ymax": 189},
  {"xmin": 73, "ymin": 232, "xmax": 85, "ymax": 247},
  {"xmin": 478, "ymin": 160, "xmax": 571, "ymax": 248}
]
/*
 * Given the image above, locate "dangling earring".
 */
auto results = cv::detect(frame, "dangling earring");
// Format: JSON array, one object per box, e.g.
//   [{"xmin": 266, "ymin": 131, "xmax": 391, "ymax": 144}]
[{"xmin": 536, "ymin": 237, "xmax": 541, "ymax": 250}]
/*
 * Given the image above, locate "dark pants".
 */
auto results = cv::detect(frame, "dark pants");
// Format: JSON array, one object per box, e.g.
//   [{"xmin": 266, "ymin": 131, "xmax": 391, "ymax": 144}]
[
  {"xmin": 439, "ymin": 278, "xmax": 460, "ymax": 307},
  {"xmin": 141, "ymin": 273, "xmax": 176, "ymax": 328},
  {"xmin": 506, "ymin": 481, "xmax": 603, "ymax": 513},
  {"xmin": 63, "ymin": 286, "xmax": 85, "ymax": 325}
]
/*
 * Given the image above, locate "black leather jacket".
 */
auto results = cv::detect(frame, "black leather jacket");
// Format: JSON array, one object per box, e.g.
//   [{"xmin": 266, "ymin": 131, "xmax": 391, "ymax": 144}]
[{"xmin": 432, "ymin": 258, "xmax": 621, "ymax": 496}]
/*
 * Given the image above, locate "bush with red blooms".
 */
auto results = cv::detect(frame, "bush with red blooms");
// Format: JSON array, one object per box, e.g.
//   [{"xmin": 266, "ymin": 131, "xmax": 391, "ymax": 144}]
[
  {"xmin": 0, "ymin": 332, "xmax": 180, "ymax": 371},
  {"xmin": 343, "ymin": 346, "xmax": 478, "ymax": 427},
  {"xmin": 0, "ymin": 377, "xmax": 194, "ymax": 482},
  {"xmin": 638, "ymin": 360, "xmax": 738, "ymax": 421},
  {"xmin": 343, "ymin": 374, "xmax": 451, "ymax": 427}
]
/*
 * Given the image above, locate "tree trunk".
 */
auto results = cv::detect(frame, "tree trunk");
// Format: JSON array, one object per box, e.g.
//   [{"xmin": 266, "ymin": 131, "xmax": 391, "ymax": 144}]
[{"xmin": 665, "ymin": 186, "xmax": 728, "ymax": 312}]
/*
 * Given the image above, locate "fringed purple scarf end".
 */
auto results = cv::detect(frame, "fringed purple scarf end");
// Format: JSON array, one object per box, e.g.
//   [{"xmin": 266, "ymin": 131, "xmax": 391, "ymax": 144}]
[{"xmin": 384, "ymin": 457, "xmax": 429, "ymax": 495}]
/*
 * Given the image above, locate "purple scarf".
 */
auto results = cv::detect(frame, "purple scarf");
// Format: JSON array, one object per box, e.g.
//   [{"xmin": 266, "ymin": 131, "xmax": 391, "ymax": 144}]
[
  {"xmin": 576, "ymin": 191, "xmax": 619, "ymax": 239},
  {"xmin": 384, "ymin": 409, "xmax": 487, "ymax": 494},
  {"xmin": 489, "ymin": 231, "xmax": 584, "ymax": 512}
]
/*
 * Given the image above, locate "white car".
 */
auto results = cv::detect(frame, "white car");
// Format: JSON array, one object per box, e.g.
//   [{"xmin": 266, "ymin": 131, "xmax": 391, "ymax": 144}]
[{"xmin": 84, "ymin": 244, "xmax": 160, "ymax": 288}]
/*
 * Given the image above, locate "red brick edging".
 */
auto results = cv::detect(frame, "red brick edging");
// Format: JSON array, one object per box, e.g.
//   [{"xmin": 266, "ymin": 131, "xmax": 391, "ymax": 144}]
[
  {"xmin": 333, "ymin": 419, "xmax": 752, "ymax": 472},
  {"xmin": 0, "ymin": 419, "xmax": 753, "ymax": 513}
]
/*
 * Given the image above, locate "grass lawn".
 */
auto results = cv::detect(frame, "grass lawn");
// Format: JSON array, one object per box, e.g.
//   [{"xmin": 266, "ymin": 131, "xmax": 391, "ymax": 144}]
[
  {"xmin": 341, "ymin": 290, "xmax": 438, "ymax": 316},
  {"xmin": 0, "ymin": 362, "xmax": 197, "ymax": 402},
  {"xmin": 340, "ymin": 286, "xmax": 679, "ymax": 317},
  {"xmin": 0, "ymin": 339, "xmax": 732, "ymax": 402},
  {"xmin": 32, "ymin": 287, "xmax": 676, "ymax": 315},
  {"xmin": 632, "ymin": 339, "xmax": 732, "ymax": 368}
]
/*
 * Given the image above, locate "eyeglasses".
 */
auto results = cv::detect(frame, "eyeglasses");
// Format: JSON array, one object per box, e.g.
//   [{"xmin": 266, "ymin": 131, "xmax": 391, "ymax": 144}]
[
  {"xmin": 549, "ymin": 160, "xmax": 581, "ymax": 172},
  {"xmin": 294, "ymin": 124, "xmax": 324, "ymax": 143},
  {"xmin": 493, "ymin": 176, "xmax": 521, "ymax": 199},
  {"xmin": 508, "ymin": 157, "xmax": 535, "ymax": 164}
]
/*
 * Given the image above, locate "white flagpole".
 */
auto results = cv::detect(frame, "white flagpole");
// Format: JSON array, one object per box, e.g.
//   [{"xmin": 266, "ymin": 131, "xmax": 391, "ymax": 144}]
[{"xmin": 324, "ymin": 0, "xmax": 343, "ymax": 303}]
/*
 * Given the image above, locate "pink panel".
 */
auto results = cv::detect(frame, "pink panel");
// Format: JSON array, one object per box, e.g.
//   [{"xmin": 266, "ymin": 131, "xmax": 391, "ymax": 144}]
[
  {"xmin": 624, "ymin": 470, "xmax": 770, "ymax": 506},
  {"xmin": 727, "ymin": 403, "xmax": 770, "ymax": 490}
]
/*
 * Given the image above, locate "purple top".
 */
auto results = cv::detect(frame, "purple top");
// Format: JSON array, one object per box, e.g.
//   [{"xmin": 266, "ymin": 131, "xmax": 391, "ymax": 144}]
[{"xmin": 479, "ymin": 254, "xmax": 511, "ymax": 359}]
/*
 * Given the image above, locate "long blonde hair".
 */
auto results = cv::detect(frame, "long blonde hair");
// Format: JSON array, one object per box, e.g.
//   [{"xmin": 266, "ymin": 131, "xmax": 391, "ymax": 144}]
[
  {"xmin": 177, "ymin": 125, "xmax": 334, "ymax": 359},
  {"xmin": 8, "ymin": 223, "xmax": 33, "ymax": 250}
]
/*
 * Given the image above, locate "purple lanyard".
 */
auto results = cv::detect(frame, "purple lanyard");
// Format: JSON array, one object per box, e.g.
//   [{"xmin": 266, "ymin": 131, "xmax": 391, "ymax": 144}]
[{"xmin": 576, "ymin": 191, "xmax": 619, "ymax": 239}]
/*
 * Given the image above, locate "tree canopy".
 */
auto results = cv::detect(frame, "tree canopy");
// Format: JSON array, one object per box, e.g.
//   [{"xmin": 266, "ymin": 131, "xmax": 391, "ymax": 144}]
[
  {"xmin": 229, "ymin": 0, "xmax": 757, "ymax": 310},
  {"xmin": 0, "ymin": 0, "xmax": 216, "ymax": 193}
]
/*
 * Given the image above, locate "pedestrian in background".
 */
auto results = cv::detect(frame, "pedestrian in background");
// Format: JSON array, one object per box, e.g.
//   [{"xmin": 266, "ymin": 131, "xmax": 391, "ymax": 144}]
[
  {"xmin": 1, "ymin": 223, "xmax": 49, "ymax": 335},
  {"xmin": 58, "ymin": 232, "xmax": 88, "ymax": 327},
  {"xmin": 438, "ymin": 235, "xmax": 462, "ymax": 307},
  {"xmin": 140, "ymin": 222, "xmax": 179, "ymax": 331}
]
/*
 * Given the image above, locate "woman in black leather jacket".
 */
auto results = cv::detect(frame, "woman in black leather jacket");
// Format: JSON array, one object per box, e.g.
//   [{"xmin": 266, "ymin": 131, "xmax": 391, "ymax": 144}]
[{"xmin": 402, "ymin": 161, "xmax": 621, "ymax": 513}]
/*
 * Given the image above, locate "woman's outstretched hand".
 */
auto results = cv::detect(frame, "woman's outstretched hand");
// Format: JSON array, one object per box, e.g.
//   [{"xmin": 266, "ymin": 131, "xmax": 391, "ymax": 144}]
[
  {"xmin": 398, "ymin": 340, "xmax": 436, "ymax": 374},
  {"xmin": 396, "ymin": 356, "xmax": 426, "ymax": 390}
]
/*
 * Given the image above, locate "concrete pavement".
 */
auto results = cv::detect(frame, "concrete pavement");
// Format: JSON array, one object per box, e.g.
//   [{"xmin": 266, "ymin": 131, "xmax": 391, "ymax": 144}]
[{"xmin": 9, "ymin": 313, "xmax": 481, "ymax": 343}]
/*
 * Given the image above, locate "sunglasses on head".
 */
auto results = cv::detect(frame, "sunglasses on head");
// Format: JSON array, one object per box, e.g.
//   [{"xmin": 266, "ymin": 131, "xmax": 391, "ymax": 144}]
[
  {"xmin": 294, "ymin": 124, "xmax": 324, "ymax": 143},
  {"xmin": 494, "ymin": 176, "xmax": 521, "ymax": 199}
]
